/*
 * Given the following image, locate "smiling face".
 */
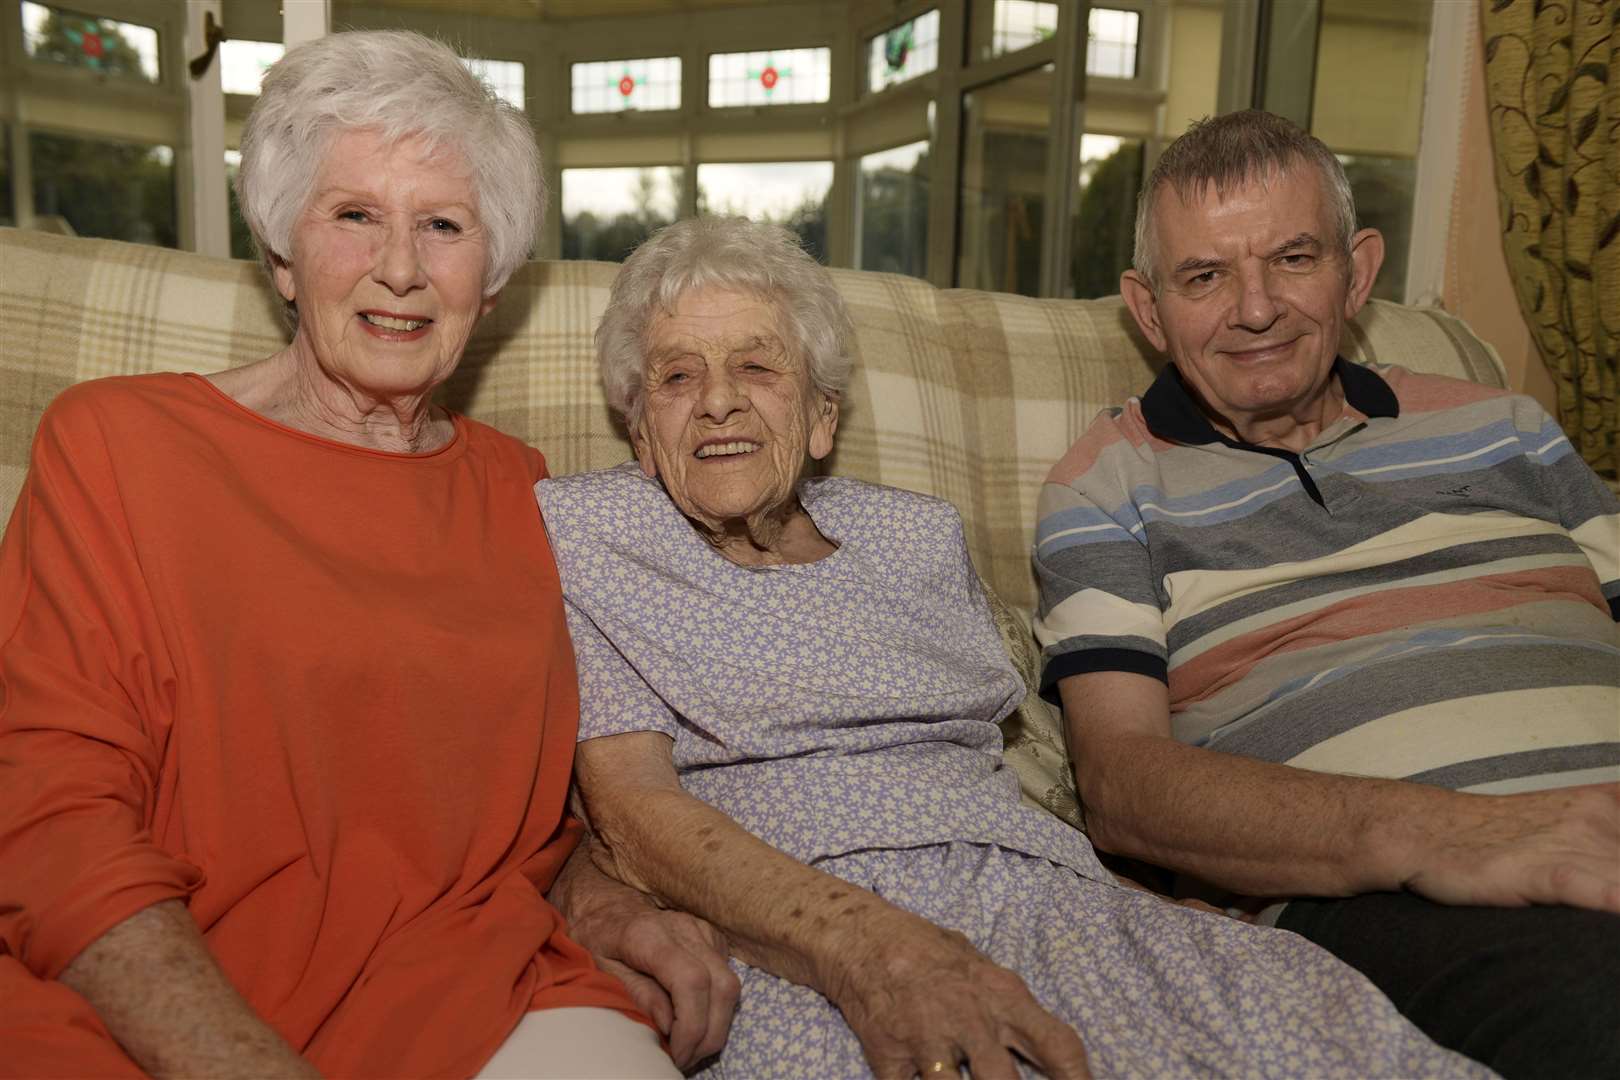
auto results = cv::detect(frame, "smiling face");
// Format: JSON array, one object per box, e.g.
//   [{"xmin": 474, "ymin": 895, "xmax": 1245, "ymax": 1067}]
[
  {"xmin": 633, "ymin": 287, "xmax": 838, "ymax": 540},
  {"xmin": 272, "ymin": 128, "xmax": 494, "ymax": 404},
  {"xmin": 1121, "ymin": 164, "xmax": 1383, "ymax": 445}
]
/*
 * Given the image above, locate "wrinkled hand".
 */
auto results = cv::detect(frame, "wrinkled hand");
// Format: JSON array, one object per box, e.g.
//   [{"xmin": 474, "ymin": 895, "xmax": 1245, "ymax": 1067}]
[
  {"xmin": 826, "ymin": 912, "xmax": 1089, "ymax": 1080},
  {"xmin": 1404, "ymin": 783, "xmax": 1620, "ymax": 912},
  {"xmin": 569, "ymin": 900, "xmax": 739, "ymax": 1070}
]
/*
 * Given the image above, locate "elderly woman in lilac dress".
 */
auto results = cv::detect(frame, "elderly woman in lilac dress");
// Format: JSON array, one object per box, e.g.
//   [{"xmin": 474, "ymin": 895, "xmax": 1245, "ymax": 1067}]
[{"xmin": 536, "ymin": 217, "xmax": 1485, "ymax": 1080}]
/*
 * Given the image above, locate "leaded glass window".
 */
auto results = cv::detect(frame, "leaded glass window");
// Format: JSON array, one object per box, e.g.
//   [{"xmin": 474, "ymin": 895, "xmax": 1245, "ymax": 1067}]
[
  {"xmin": 571, "ymin": 58, "xmax": 682, "ymax": 114},
  {"xmin": 21, "ymin": 1, "xmax": 159, "ymax": 83},
  {"xmin": 866, "ymin": 9, "xmax": 940, "ymax": 95},
  {"xmin": 707, "ymin": 49, "xmax": 830, "ymax": 108}
]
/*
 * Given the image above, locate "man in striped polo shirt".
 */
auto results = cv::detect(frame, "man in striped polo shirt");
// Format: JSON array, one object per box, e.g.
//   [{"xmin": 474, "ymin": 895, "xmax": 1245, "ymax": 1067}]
[{"xmin": 1035, "ymin": 110, "xmax": 1618, "ymax": 1078}]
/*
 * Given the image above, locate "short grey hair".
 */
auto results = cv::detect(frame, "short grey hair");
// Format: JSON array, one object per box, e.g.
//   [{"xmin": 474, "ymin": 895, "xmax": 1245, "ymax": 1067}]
[
  {"xmin": 1132, "ymin": 109, "xmax": 1357, "ymax": 287},
  {"xmin": 597, "ymin": 217, "xmax": 854, "ymax": 430},
  {"xmin": 236, "ymin": 30, "xmax": 542, "ymax": 297}
]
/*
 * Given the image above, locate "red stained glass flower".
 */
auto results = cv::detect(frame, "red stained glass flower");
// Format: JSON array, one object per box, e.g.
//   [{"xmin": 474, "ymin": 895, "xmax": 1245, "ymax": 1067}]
[
  {"xmin": 618, "ymin": 75, "xmax": 635, "ymax": 97},
  {"xmin": 760, "ymin": 66, "xmax": 778, "ymax": 90},
  {"xmin": 82, "ymin": 32, "xmax": 104, "ymax": 59}
]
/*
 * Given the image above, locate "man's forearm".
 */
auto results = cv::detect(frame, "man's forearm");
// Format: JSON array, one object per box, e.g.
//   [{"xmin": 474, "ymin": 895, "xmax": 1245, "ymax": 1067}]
[
  {"xmin": 1076, "ymin": 726, "xmax": 1438, "ymax": 897},
  {"xmin": 59, "ymin": 899, "xmax": 317, "ymax": 1079},
  {"xmin": 1064, "ymin": 672, "xmax": 1620, "ymax": 911}
]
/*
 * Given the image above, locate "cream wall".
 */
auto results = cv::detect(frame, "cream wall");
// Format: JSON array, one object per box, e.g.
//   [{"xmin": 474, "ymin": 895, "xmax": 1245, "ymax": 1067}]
[{"xmin": 1312, "ymin": 4, "xmax": 1428, "ymax": 157}]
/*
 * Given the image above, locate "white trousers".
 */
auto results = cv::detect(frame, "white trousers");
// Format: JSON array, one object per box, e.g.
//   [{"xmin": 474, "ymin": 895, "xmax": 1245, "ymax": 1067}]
[{"xmin": 474, "ymin": 1007, "xmax": 681, "ymax": 1079}]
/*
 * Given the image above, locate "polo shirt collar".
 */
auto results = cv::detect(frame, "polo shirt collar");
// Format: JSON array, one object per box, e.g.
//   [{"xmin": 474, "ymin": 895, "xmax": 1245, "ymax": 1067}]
[{"xmin": 1140, "ymin": 356, "xmax": 1399, "ymax": 447}]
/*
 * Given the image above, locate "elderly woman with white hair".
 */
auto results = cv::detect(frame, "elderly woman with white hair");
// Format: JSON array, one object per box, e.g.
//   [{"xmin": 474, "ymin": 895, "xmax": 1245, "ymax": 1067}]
[
  {"xmin": 540, "ymin": 217, "xmax": 1492, "ymax": 1080},
  {"xmin": 0, "ymin": 30, "xmax": 700, "ymax": 1080}
]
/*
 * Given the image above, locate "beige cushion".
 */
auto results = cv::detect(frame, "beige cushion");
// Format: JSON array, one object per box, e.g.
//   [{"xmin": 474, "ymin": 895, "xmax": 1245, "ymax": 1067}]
[{"xmin": 0, "ymin": 226, "xmax": 1510, "ymax": 814}]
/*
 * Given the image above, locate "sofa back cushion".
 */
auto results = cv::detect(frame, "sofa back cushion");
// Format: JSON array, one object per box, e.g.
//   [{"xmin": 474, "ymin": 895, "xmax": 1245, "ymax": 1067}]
[{"xmin": 0, "ymin": 227, "xmax": 1507, "ymax": 616}]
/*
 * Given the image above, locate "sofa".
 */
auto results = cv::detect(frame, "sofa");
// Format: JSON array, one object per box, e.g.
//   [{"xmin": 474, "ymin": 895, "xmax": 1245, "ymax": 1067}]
[{"xmin": 0, "ymin": 225, "xmax": 1510, "ymax": 826}]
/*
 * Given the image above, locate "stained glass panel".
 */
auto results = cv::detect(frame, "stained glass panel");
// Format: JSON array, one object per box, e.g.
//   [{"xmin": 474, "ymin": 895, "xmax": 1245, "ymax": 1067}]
[
  {"xmin": 866, "ymin": 10, "xmax": 940, "ymax": 95},
  {"xmin": 1087, "ymin": 8, "xmax": 1140, "ymax": 79},
  {"xmin": 708, "ymin": 49, "xmax": 830, "ymax": 108},
  {"xmin": 571, "ymin": 58, "xmax": 682, "ymax": 114},
  {"xmin": 21, "ymin": 1, "xmax": 159, "ymax": 83}
]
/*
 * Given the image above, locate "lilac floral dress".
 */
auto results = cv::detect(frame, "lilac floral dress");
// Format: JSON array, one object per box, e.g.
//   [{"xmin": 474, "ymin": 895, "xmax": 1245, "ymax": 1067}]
[{"xmin": 537, "ymin": 463, "xmax": 1488, "ymax": 1080}]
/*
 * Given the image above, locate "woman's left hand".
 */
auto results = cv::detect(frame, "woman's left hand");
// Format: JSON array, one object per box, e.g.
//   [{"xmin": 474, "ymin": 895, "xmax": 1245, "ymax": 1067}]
[{"xmin": 824, "ymin": 908, "xmax": 1091, "ymax": 1080}]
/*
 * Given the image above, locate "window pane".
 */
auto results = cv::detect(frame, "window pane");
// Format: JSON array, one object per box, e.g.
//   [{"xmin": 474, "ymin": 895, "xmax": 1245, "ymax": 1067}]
[
  {"xmin": 31, "ymin": 131, "xmax": 176, "ymax": 247},
  {"xmin": 1069, "ymin": 134, "xmax": 1142, "ymax": 299},
  {"xmin": 866, "ymin": 10, "xmax": 940, "ymax": 95},
  {"xmin": 21, "ymin": 1, "xmax": 159, "ymax": 83},
  {"xmin": 979, "ymin": 0, "xmax": 1057, "ymax": 61},
  {"xmin": 571, "ymin": 57, "xmax": 682, "ymax": 114},
  {"xmin": 708, "ymin": 49, "xmax": 831, "ymax": 108},
  {"xmin": 957, "ymin": 65, "xmax": 1051, "ymax": 295},
  {"xmin": 696, "ymin": 161, "xmax": 833, "ymax": 262},
  {"xmin": 225, "ymin": 150, "xmax": 253, "ymax": 260},
  {"xmin": 461, "ymin": 57, "xmax": 525, "ymax": 111},
  {"xmin": 220, "ymin": 39, "xmax": 284, "ymax": 96},
  {"xmin": 1086, "ymin": 8, "xmax": 1140, "ymax": 79},
  {"xmin": 1339, "ymin": 154, "xmax": 1416, "ymax": 302},
  {"xmin": 858, "ymin": 140, "xmax": 930, "ymax": 277},
  {"xmin": 1311, "ymin": 1, "xmax": 1431, "ymax": 302},
  {"xmin": 560, "ymin": 167, "xmax": 681, "ymax": 262}
]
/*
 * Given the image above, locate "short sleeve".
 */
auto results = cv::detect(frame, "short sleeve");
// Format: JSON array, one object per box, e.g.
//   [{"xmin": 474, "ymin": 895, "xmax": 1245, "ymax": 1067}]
[
  {"xmin": 1032, "ymin": 434, "xmax": 1169, "ymax": 701},
  {"xmin": 1515, "ymin": 400, "xmax": 1620, "ymax": 618},
  {"xmin": 565, "ymin": 600, "xmax": 680, "ymax": 742}
]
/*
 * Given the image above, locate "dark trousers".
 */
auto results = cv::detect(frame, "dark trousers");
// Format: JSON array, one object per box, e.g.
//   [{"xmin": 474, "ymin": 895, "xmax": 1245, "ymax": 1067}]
[{"xmin": 1276, "ymin": 892, "xmax": 1620, "ymax": 1079}]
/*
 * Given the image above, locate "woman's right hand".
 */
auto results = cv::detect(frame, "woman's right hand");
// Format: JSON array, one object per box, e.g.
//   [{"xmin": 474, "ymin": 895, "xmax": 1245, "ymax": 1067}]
[{"xmin": 824, "ymin": 909, "xmax": 1090, "ymax": 1080}]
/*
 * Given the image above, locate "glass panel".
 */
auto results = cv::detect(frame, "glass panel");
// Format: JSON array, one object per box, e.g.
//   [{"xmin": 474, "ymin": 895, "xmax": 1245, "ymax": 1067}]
[
  {"xmin": 957, "ymin": 65, "xmax": 1051, "ymax": 295},
  {"xmin": 1338, "ymin": 154, "xmax": 1415, "ymax": 302},
  {"xmin": 461, "ymin": 58, "xmax": 525, "ymax": 111},
  {"xmin": 1087, "ymin": 8, "xmax": 1140, "ymax": 79},
  {"xmin": 858, "ymin": 140, "xmax": 930, "ymax": 277},
  {"xmin": 224, "ymin": 149, "xmax": 253, "ymax": 260},
  {"xmin": 30, "ymin": 130, "xmax": 175, "ymax": 246},
  {"xmin": 571, "ymin": 57, "xmax": 682, "ymax": 114},
  {"xmin": 21, "ymin": 1, "xmax": 160, "ymax": 83},
  {"xmin": 986, "ymin": 0, "xmax": 1057, "ymax": 60},
  {"xmin": 696, "ymin": 161, "xmax": 833, "ymax": 261},
  {"xmin": 1310, "ymin": 0, "xmax": 1431, "ymax": 302},
  {"xmin": 1069, "ymin": 134, "xmax": 1142, "ymax": 299},
  {"xmin": 560, "ymin": 166, "xmax": 681, "ymax": 262},
  {"xmin": 219, "ymin": 39, "xmax": 284, "ymax": 96},
  {"xmin": 707, "ymin": 49, "xmax": 831, "ymax": 108},
  {"xmin": 866, "ymin": 9, "xmax": 940, "ymax": 95}
]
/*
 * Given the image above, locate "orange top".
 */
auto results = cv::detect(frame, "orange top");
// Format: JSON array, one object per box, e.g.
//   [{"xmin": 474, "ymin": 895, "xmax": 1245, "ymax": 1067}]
[{"xmin": 0, "ymin": 374, "xmax": 637, "ymax": 1078}]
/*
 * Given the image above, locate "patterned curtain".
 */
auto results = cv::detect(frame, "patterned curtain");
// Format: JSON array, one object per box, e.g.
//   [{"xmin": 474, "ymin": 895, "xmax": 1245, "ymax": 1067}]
[{"xmin": 1480, "ymin": 0, "xmax": 1618, "ymax": 477}]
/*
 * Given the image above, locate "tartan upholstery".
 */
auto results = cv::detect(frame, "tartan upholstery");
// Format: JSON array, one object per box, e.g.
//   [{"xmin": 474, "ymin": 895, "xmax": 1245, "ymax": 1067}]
[{"xmin": 0, "ymin": 226, "xmax": 1509, "ymax": 819}]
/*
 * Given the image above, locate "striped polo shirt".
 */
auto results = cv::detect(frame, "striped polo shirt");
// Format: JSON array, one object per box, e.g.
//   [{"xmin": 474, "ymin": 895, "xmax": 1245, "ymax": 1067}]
[{"xmin": 1034, "ymin": 359, "xmax": 1620, "ymax": 794}]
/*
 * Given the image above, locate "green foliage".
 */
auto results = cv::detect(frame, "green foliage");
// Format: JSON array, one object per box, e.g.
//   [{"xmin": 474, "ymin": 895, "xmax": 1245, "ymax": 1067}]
[
  {"xmin": 562, "ymin": 169, "xmax": 679, "ymax": 262},
  {"xmin": 858, "ymin": 150, "xmax": 930, "ymax": 277},
  {"xmin": 1069, "ymin": 142, "xmax": 1142, "ymax": 299},
  {"xmin": 30, "ymin": 131, "xmax": 176, "ymax": 248}
]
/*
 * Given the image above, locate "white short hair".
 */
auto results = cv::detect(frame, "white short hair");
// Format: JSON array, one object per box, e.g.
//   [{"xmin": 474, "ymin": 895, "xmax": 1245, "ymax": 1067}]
[
  {"xmin": 597, "ymin": 217, "xmax": 854, "ymax": 431},
  {"xmin": 236, "ymin": 30, "xmax": 542, "ymax": 297}
]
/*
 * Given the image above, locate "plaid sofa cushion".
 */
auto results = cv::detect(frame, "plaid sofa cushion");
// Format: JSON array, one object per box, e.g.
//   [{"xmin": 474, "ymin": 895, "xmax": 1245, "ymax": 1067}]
[{"xmin": 0, "ymin": 227, "xmax": 1509, "ymax": 817}]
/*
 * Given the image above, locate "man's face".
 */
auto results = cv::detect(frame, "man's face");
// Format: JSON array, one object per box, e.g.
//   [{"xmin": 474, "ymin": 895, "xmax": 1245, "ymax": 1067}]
[{"xmin": 1121, "ymin": 166, "xmax": 1383, "ymax": 439}]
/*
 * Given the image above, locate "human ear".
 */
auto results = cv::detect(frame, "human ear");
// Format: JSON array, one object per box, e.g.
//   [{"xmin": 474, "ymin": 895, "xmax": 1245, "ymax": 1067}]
[
  {"xmin": 1119, "ymin": 269, "xmax": 1167, "ymax": 352},
  {"xmin": 1343, "ymin": 228, "xmax": 1385, "ymax": 317},
  {"xmin": 808, "ymin": 394, "xmax": 840, "ymax": 461},
  {"xmin": 630, "ymin": 416, "xmax": 658, "ymax": 478},
  {"xmin": 479, "ymin": 289, "xmax": 501, "ymax": 318},
  {"xmin": 269, "ymin": 251, "xmax": 296, "ymax": 304}
]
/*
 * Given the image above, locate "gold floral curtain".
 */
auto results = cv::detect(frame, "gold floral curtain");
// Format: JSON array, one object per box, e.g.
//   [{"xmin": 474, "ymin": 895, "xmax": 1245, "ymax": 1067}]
[{"xmin": 1480, "ymin": 0, "xmax": 1618, "ymax": 477}]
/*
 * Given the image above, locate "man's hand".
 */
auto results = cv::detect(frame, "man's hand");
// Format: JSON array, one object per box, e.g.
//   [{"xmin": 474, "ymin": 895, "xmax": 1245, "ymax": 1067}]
[
  {"xmin": 551, "ymin": 835, "xmax": 738, "ymax": 1070},
  {"xmin": 825, "ymin": 909, "xmax": 1090, "ymax": 1080},
  {"xmin": 1398, "ymin": 782, "xmax": 1620, "ymax": 912}
]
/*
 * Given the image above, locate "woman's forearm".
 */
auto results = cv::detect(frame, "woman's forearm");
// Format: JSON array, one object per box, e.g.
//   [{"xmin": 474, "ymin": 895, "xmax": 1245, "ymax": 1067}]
[
  {"xmin": 59, "ymin": 900, "xmax": 318, "ymax": 1079},
  {"xmin": 575, "ymin": 738, "xmax": 917, "ymax": 1000}
]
